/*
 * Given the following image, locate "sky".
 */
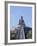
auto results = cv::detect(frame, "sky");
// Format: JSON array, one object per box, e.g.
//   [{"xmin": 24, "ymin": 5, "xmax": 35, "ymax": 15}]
[{"xmin": 10, "ymin": 6, "xmax": 32, "ymax": 28}]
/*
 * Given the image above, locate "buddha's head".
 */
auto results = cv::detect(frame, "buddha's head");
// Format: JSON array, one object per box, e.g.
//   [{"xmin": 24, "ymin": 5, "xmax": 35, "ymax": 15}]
[{"xmin": 21, "ymin": 16, "xmax": 23, "ymax": 20}]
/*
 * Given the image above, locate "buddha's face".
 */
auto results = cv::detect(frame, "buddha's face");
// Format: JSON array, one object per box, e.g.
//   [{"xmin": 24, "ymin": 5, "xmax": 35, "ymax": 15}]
[{"xmin": 21, "ymin": 16, "xmax": 23, "ymax": 20}]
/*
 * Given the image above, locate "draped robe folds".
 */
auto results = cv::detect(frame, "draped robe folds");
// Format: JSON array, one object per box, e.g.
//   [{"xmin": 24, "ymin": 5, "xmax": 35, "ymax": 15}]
[
  {"xmin": 16, "ymin": 25, "xmax": 25, "ymax": 39},
  {"xmin": 19, "ymin": 26, "xmax": 25, "ymax": 39}
]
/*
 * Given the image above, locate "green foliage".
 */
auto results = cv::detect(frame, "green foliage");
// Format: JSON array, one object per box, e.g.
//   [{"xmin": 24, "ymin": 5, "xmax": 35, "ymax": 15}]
[{"xmin": 27, "ymin": 31, "xmax": 32, "ymax": 39}]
